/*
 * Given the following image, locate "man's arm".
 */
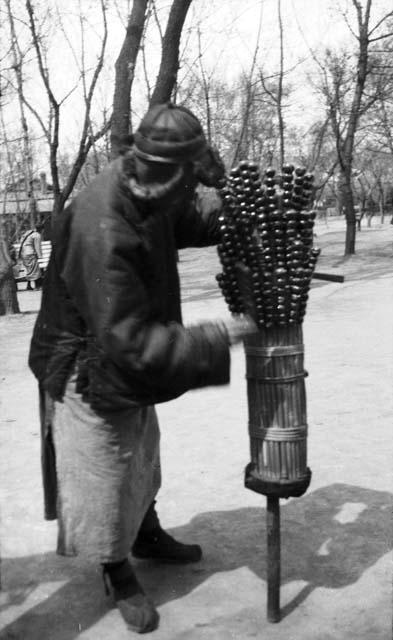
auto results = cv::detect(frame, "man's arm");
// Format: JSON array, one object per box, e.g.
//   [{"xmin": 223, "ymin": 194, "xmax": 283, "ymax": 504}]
[
  {"xmin": 173, "ymin": 189, "xmax": 223, "ymax": 249},
  {"xmin": 59, "ymin": 207, "xmax": 230, "ymax": 397}
]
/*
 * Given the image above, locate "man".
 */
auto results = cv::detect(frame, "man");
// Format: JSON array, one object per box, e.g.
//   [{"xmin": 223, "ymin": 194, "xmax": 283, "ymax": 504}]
[
  {"xmin": 29, "ymin": 103, "xmax": 256, "ymax": 634},
  {"xmin": 19, "ymin": 222, "xmax": 43, "ymax": 290}
]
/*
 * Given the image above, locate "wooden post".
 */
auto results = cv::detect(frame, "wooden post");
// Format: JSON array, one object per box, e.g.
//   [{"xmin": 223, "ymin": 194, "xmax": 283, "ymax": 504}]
[{"xmin": 266, "ymin": 496, "xmax": 281, "ymax": 622}]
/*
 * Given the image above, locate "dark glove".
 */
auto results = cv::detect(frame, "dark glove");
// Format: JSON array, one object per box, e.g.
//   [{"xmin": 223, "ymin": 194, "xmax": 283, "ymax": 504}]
[{"xmin": 193, "ymin": 145, "xmax": 226, "ymax": 188}]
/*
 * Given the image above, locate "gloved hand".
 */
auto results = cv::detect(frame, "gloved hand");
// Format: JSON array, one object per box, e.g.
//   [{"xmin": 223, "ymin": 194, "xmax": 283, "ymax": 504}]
[
  {"xmin": 193, "ymin": 145, "xmax": 226, "ymax": 188},
  {"xmin": 223, "ymin": 314, "xmax": 258, "ymax": 345}
]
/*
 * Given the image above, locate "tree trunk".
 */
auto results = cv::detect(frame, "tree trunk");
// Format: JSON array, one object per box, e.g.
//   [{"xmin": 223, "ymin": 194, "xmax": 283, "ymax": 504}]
[
  {"xmin": 378, "ymin": 183, "xmax": 385, "ymax": 224},
  {"xmin": 111, "ymin": 0, "xmax": 149, "ymax": 158},
  {"xmin": 0, "ymin": 239, "xmax": 20, "ymax": 316},
  {"xmin": 379, "ymin": 201, "xmax": 385, "ymax": 224},
  {"xmin": 150, "ymin": 0, "xmax": 193, "ymax": 106},
  {"xmin": 337, "ymin": 168, "xmax": 357, "ymax": 254},
  {"xmin": 110, "ymin": 0, "xmax": 193, "ymax": 159}
]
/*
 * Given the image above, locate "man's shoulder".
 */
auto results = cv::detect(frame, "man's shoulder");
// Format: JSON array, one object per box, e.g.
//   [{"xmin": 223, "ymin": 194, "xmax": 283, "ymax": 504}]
[
  {"xmin": 56, "ymin": 165, "xmax": 140, "ymax": 244},
  {"xmin": 73, "ymin": 158, "xmax": 122, "ymax": 205}
]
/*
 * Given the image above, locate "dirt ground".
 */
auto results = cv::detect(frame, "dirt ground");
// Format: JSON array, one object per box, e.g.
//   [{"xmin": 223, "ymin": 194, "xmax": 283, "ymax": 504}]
[{"xmin": 0, "ymin": 218, "xmax": 392, "ymax": 639}]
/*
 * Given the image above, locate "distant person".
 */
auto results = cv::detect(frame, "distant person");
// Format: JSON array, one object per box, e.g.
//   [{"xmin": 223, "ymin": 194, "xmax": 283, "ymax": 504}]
[
  {"xmin": 19, "ymin": 223, "xmax": 43, "ymax": 290},
  {"xmin": 28, "ymin": 103, "xmax": 256, "ymax": 634}
]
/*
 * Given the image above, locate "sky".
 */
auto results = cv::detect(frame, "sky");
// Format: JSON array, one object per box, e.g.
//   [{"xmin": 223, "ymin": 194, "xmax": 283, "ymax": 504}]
[
  {"xmin": 9, "ymin": 1, "xmax": 357, "ymax": 111},
  {"xmin": 2, "ymin": 0, "xmax": 393, "ymax": 173},
  {"xmin": 160, "ymin": 0, "xmax": 352, "ymax": 131}
]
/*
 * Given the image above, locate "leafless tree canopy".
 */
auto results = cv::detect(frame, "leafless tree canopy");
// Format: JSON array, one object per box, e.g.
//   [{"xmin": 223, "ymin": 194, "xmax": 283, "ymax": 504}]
[{"xmin": 1, "ymin": 0, "xmax": 393, "ymax": 312}]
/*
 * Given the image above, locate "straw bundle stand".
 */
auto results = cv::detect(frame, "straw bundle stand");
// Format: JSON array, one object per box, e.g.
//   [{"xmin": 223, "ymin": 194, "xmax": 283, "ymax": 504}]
[
  {"xmin": 244, "ymin": 326, "xmax": 311, "ymax": 621},
  {"xmin": 216, "ymin": 162, "xmax": 319, "ymax": 622},
  {"xmin": 244, "ymin": 326, "xmax": 310, "ymax": 499}
]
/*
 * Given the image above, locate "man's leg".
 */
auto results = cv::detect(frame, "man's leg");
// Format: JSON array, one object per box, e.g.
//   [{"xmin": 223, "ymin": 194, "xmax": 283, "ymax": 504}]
[
  {"xmin": 53, "ymin": 384, "xmax": 161, "ymax": 633},
  {"xmin": 102, "ymin": 558, "xmax": 159, "ymax": 634},
  {"xmin": 132, "ymin": 501, "xmax": 202, "ymax": 564}
]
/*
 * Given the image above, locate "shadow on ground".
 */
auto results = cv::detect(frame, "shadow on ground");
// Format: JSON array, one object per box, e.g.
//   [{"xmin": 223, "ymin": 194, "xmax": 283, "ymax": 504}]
[{"xmin": 1, "ymin": 483, "xmax": 391, "ymax": 639}]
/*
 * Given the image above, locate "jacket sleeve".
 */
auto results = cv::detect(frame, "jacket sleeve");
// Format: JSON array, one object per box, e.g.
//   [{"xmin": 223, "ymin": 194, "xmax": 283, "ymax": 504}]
[
  {"xmin": 173, "ymin": 190, "xmax": 223, "ymax": 249},
  {"xmin": 58, "ymin": 202, "xmax": 230, "ymax": 397}
]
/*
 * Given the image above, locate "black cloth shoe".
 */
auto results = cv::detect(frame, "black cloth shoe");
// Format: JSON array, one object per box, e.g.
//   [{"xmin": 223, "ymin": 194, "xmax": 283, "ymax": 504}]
[
  {"xmin": 103, "ymin": 559, "xmax": 159, "ymax": 634},
  {"xmin": 132, "ymin": 527, "xmax": 202, "ymax": 564}
]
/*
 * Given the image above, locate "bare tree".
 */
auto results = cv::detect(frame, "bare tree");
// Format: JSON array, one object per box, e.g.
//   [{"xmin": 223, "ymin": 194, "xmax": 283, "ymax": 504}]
[
  {"xmin": 24, "ymin": 0, "xmax": 111, "ymax": 219},
  {"xmin": 231, "ymin": 2, "xmax": 263, "ymax": 166},
  {"xmin": 0, "ymin": 139, "xmax": 20, "ymax": 315},
  {"xmin": 369, "ymin": 92, "xmax": 393, "ymax": 159},
  {"xmin": 6, "ymin": 0, "xmax": 37, "ymax": 228},
  {"xmin": 317, "ymin": 0, "xmax": 393, "ymax": 254},
  {"xmin": 353, "ymin": 147, "xmax": 392, "ymax": 224},
  {"xmin": 0, "ymin": 0, "xmax": 112, "ymax": 312},
  {"xmin": 296, "ymin": 118, "xmax": 340, "ymax": 208},
  {"xmin": 0, "ymin": 50, "xmax": 21, "ymax": 314}
]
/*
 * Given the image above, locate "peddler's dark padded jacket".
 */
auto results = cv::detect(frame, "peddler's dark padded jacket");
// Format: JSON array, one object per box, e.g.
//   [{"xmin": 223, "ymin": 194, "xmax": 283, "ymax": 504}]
[{"xmin": 28, "ymin": 156, "xmax": 230, "ymax": 414}]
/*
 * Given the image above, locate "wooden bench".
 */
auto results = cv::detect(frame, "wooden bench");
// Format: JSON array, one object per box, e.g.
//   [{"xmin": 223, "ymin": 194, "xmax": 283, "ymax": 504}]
[
  {"xmin": 13, "ymin": 240, "xmax": 52, "ymax": 281},
  {"xmin": 38, "ymin": 241, "xmax": 52, "ymax": 270}
]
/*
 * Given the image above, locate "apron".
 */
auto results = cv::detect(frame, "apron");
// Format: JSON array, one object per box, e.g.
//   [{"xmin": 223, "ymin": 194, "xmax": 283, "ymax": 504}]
[{"xmin": 42, "ymin": 372, "xmax": 161, "ymax": 563}]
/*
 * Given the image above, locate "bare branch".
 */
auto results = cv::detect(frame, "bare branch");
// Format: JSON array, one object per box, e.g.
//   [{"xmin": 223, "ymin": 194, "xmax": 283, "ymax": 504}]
[
  {"xmin": 25, "ymin": 0, "xmax": 61, "ymax": 195},
  {"xmin": 61, "ymin": 0, "xmax": 108, "ymax": 204},
  {"xmin": 140, "ymin": 5, "xmax": 153, "ymax": 101},
  {"xmin": 196, "ymin": 24, "xmax": 211, "ymax": 143},
  {"xmin": 369, "ymin": 30, "xmax": 393, "ymax": 43},
  {"xmin": 6, "ymin": 0, "xmax": 38, "ymax": 225},
  {"xmin": 151, "ymin": 0, "xmax": 164, "ymax": 43},
  {"xmin": 25, "ymin": 0, "xmax": 58, "ymax": 110},
  {"xmin": 341, "ymin": 7, "xmax": 360, "ymax": 41},
  {"xmin": 231, "ymin": 0, "xmax": 263, "ymax": 165},
  {"xmin": 368, "ymin": 10, "xmax": 393, "ymax": 37}
]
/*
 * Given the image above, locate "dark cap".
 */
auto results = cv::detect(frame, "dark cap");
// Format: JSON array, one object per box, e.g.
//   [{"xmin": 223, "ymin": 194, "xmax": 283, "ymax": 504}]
[{"xmin": 134, "ymin": 102, "xmax": 207, "ymax": 164}]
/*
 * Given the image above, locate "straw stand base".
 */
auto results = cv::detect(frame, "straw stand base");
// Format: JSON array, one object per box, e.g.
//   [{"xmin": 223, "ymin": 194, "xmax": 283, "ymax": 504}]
[
  {"xmin": 243, "ymin": 325, "xmax": 312, "ymax": 623},
  {"xmin": 245, "ymin": 462, "xmax": 311, "ymax": 498},
  {"xmin": 244, "ymin": 325, "xmax": 311, "ymax": 499}
]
